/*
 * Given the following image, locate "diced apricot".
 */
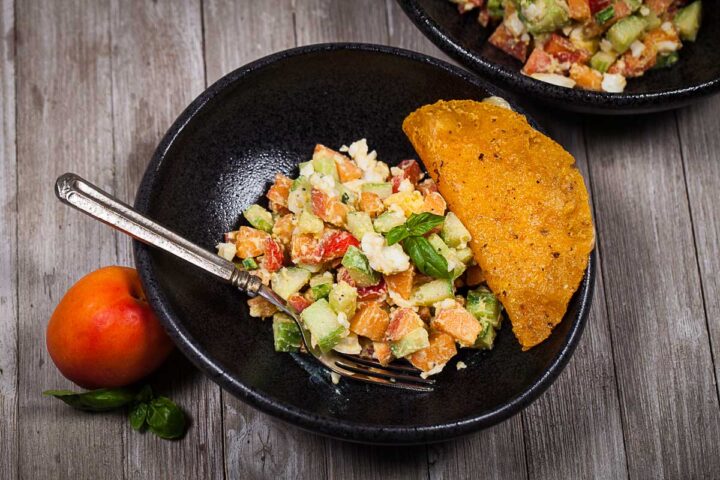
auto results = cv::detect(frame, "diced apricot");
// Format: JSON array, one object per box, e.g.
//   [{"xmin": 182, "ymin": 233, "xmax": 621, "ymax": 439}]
[
  {"xmin": 421, "ymin": 191, "xmax": 447, "ymax": 216},
  {"xmin": 373, "ymin": 342, "xmax": 393, "ymax": 366},
  {"xmin": 611, "ymin": 0, "xmax": 630, "ymax": 21},
  {"xmin": 235, "ymin": 226, "xmax": 270, "ymax": 259},
  {"xmin": 432, "ymin": 307, "xmax": 482, "ymax": 347},
  {"xmin": 544, "ymin": 34, "xmax": 590, "ymax": 65},
  {"xmin": 409, "ymin": 331, "xmax": 457, "ymax": 372},
  {"xmin": 248, "ymin": 296, "xmax": 277, "ymax": 318},
  {"xmin": 272, "ymin": 214, "xmax": 295, "ymax": 246},
  {"xmin": 350, "ymin": 303, "xmax": 390, "ymax": 341},
  {"xmin": 311, "ymin": 188, "xmax": 348, "ymax": 226},
  {"xmin": 569, "ymin": 64, "xmax": 602, "ymax": 91},
  {"xmin": 489, "ymin": 24, "xmax": 529, "ymax": 62},
  {"xmin": 384, "ymin": 269, "xmax": 414, "ymax": 300},
  {"xmin": 568, "ymin": 0, "xmax": 590, "ymax": 21},
  {"xmin": 334, "ymin": 155, "xmax": 363, "ymax": 182},
  {"xmin": 266, "ymin": 173, "xmax": 292, "ymax": 207},
  {"xmin": 385, "ymin": 308, "xmax": 425, "ymax": 342},
  {"xmin": 358, "ymin": 191, "xmax": 385, "ymax": 217},
  {"xmin": 290, "ymin": 234, "xmax": 323, "ymax": 265}
]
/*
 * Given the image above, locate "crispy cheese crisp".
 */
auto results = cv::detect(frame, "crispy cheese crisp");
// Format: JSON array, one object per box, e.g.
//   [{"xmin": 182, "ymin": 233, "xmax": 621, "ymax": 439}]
[{"xmin": 403, "ymin": 100, "xmax": 594, "ymax": 350}]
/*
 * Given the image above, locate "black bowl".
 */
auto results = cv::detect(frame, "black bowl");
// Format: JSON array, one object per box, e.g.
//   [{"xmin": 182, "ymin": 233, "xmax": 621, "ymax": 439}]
[
  {"xmin": 134, "ymin": 43, "xmax": 595, "ymax": 444},
  {"xmin": 397, "ymin": 0, "xmax": 720, "ymax": 114}
]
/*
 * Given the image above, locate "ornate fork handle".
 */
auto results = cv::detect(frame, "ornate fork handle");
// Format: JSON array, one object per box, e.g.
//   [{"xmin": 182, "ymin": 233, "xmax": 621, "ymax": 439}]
[{"xmin": 55, "ymin": 173, "xmax": 263, "ymax": 296}]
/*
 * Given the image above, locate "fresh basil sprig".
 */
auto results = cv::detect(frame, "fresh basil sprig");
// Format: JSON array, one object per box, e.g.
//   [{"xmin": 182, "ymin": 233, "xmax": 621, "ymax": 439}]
[
  {"xmin": 402, "ymin": 236, "xmax": 451, "ymax": 279},
  {"xmin": 44, "ymin": 385, "xmax": 186, "ymax": 440},
  {"xmin": 386, "ymin": 212, "xmax": 445, "ymax": 246}
]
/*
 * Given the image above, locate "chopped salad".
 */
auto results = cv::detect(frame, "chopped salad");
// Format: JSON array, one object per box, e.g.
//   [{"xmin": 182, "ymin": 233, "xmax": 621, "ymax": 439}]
[
  {"xmin": 449, "ymin": 0, "xmax": 702, "ymax": 92},
  {"xmin": 216, "ymin": 140, "xmax": 504, "ymax": 378}
]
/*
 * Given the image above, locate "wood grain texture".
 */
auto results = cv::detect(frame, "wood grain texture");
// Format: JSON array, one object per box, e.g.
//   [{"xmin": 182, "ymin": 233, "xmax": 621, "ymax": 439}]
[
  {"xmin": 295, "ymin": 0, "xmax": 389, "ymax": 45},
  {"xmin": 520, "ymin": 110, "xmax": 628, "ymax": 480},
  {"xmin": 15, "ymin": 0, "xmax": 122, "ymax": 477},
  {"xmin": 385, "ymin": 0, "xmax": 451, "ymax": 60},
  {"xmin": 203, "ymin": 2, "xmax": 329, "ymax": 479},
  {"xmin": 0, "ymin": 0, "xmax": 18, "ymax": 477},
  {"xmin": 677, "ymin": 96, "xmax": 720, "ymax": 403},
  {"xmin": 108, "ymin": 1, "xmax": 223, "ymax": 478},
  {"xmin": 586, "ymin": 112, "xmax": 720, "ymax": 479}
]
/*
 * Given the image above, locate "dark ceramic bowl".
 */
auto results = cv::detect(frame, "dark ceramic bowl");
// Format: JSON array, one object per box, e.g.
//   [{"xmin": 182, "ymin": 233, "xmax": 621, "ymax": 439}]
[
  {"xmin": 134, "ymin": 43, "xmax": 595, "ymax": 444},
  {"xmin": 397, "ymin": 0, "xmax": 720, "ymax": 114}
]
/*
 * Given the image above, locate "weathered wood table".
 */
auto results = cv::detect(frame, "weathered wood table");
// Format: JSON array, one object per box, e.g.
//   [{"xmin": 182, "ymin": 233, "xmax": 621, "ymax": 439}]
[{"xmin": 2, "ymin": 1, "xmax": 719, "ymax": 478}]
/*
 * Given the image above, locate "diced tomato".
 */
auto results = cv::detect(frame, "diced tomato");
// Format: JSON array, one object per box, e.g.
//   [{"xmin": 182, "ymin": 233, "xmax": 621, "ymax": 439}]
[
  {"xmin": 357, "ymin": 278, "xmax": 387, "ymax": 302},
  {"xmin": 522, "ymin": 48, "xmax": 554, "ymax": 75},
  {"xmin": 358, "ymin": 191, "xmax": 385, "ymax": 217},
  {"xmin": 311, "ymin": 188, "xmax": 348, "ymax": 226},
  {"xmin": 385, "ymin": 308, "xmax": 425, "ymax": 342},
  {"xmin": 417, "ymin": 178, "xmax": 438, "ymax": 196},
  {"xmin": 262, "ymin": 238, "xmax": 284, "ymax": 273},
  {"xmin": 235, "ymin": 226, "xmax": 270, "ymax": 259},
  {"xmin": 398, "ymin": 160, "xmax": 422, "ymax": 184},
  {"xmin": 544, "ymin": 34, "xmax": 590, "ymax": 65},
  {"xmin": 588, "ymin": 0, "xmax": 610, "ymax": 14},
  {"xmin": 391, "ymin": 175, "xmax": 403, "ymax": 193},
  {"xmin": 290, "ymin": 234, "xmax": 323, "ymax": 265},
  {"xmin": 267, "ymin": 173, "xmax": 292, "ymax": 207},
  {"xmin": 350, "ymin": 303, "xmax": 390, "ymax": 341},
  {"xmin": 568, "ymin": 0, "xmax": 591, "ymax": 21},
  {"xmin": 489, "ymin": 24, "xmax": 529, "ymax": 62},
  {"xmin": 320, "ymin": 231, "xmax": 360, "ymax": 261},
  {"xmin": 336, "ymin": 267, "xmax": 357, "ymax": 287},
  {"xmin": 287, "ymin": 293, "xmax": 312, "ymax": 313}
]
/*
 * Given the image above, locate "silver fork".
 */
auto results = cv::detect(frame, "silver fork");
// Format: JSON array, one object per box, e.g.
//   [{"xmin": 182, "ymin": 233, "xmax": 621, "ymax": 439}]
[{"xmin": 55, "ymin": 173, "xmax": 434, "ymax": 392}]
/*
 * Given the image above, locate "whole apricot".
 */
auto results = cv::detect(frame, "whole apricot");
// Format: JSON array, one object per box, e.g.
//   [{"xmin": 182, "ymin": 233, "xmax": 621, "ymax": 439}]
[{"xmin": 46, "ymin": 266, "xmax": 173, "ymax": 389}]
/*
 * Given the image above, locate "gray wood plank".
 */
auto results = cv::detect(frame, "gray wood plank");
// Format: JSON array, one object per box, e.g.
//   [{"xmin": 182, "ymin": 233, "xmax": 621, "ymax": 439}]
[
  {"xmin": 676, "ymin": 96, "xmax": 720, "ymax": 426},
  {"xmin": 0, "ymin": 0, "xmax": 18, "ymax": 477},
  {"xmin": 108, "ymin": 1, "xmax": 224, "ymax": 478},
  {"xmin": 15, "ymin": 0, "xmax": 123, "ymax": 478},
  {"xmin": 586, "ymin": 111, "xmax": 720, "ymax": 479},
  {"xmin": 520, "ymin": 110, "xmax": 628, "ymax": 480},
  {"xmin": 385, "ymin": 0, "xmax": 451, "ymax": 60},
  {"xmin": 203, "ymin": 2, "xmax": 329, "ymax": 479}
]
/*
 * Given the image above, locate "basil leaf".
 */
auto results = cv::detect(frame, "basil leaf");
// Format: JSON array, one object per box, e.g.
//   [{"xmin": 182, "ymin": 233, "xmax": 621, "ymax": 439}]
[
  {"xmin": 130, "ymin": 402, "xmax": 149, "ymax": 431},
  {"xmin": 386, "ymin": 213, "xmax": 445, "ymax": 246},
  {"xmin": 146, "ymin": 397, "xmax": 186, "ymax": 440},
  {"xmin": 402, "ymin": 236, "xmax": 451, "ymax": 279},
  {"xmin": 43, "ymin": 388, "xmax": 137, "ymax": 412},
  {"xmin": 405, "ymin": 212, "xmax": 445, "ymax": 236}
]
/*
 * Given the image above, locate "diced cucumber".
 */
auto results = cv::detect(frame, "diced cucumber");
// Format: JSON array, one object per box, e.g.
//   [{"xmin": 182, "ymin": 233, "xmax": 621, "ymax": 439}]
[
  {"xmin": 518, "ymin": 0, "xmax": 570, "ymax": 35},
  {"xmin": 297, "ymin": 262, "xmax": 323, "ymax": 273},
  {"xmin": 466, "ymin": 286, "xmax": 503, "ymax": 329},
  {"xmin": 329, "ymin": 281, "xmax": 358, "ymax": 318},
  {"xmin": 590, "ymin": 51, "xmax": 617, "ymax": 73},
  {"xmin": 311, "ymin": 152, "xmax": 340, "ymax": 181},
  {"xmin": 487, "ymin": 0, "xmax": 503, "ymax": 19},
  {"xmin": 309, "ymin": 271, "xmax": 333, "ymax": 287},
  {"xmin": 361, "ymin": 182, "xmax": 393, "ymax": 200},
  {"xmin": 674, "ymin": 1, "xmax": 701, "ymax": 42},
  {"xmin": 607, "ymin": 16, "xmax": 646, "ymax": 54},
  {"xmin": 288, "ymin": 176, "xmax": 311, "ymax": 214},
  {"xmin": 410, "ymin": 279, "xmax": 454, "ymax": 306},
  {"xmin": 642, "ymin": 11, "xmax": 661, "ymax": 30},
  {"xmin": 341, "ymin": 246, "xmax": 380, "ymax": 287},
  {"xmin": 273, "ymin": 313, "xmax": 302, "ymax": 352},
  {"xmin": 337, "ymin": 184, "xmax": 357, "ymax": 206},
  {"xmin": 298, "ymin": 161, "xmax": 314, "ymax": 176},
  {"xmin": 373, "ymin": 210, "xmax": 406, "ymax": 233},
  {"xmin": 297, "ymin": 210, "xmax": 324, "ymax": 235},
  {"xmin": 346, "ymin": 211, "xmax": 375, "ymax": 240},
  {"xmin": 300, "ymin": 299, "xmax": 347, "ymax": 353},
  {"xmin": 653, "ymin": 52, "xmax": 679, "ymax": 70},
  {"xmin": 454, "ymin": 247, "xmax": 473, "ymax": 264},
  {"xmin": 427, "ymin": 234, "xmax": 465, "ymax": 278},
  {"xmin": 441, "ymin": 212, "xmax": 471, "ymax": 248},
  {"xmin": 390, "ymin": 327, "xmax": 430, "ymax": 358},
  {"xmin": 271, "ymin": 267, "xmax": 311, "ymax": 300},
  {"xmin": 242, "ymin": 258, "xmax": 259, "ymax": 270},
  {"xmin": 243, "ymin": 204, "xmax": 274, "ymax": 233},
  {"xmin": 473, "ymin": 321, "xmax": 497, "ymax": 350},
  {"xmin": 310, "ymin": 283, "xmax": 332, "ymax": 301}
]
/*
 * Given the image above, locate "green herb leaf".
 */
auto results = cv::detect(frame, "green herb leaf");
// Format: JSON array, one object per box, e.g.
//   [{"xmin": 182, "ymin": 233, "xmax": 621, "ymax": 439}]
[
  {"xmin": 595, "ymin": 5, "xmax": 614, "ymax": 24},
  {"xmin": 386, "ymin": 213, "xmax": 445, "ymax": 245},
  {"xmin": 43, "ymin": 388, "xmax": 137, "ymax": 412},
  {"xmin": 146, "ymin": 397, "xmax": 186, "ymax": 440},
  {"xmin": 135, "ymin": 385, "xmax": 153, "ymax": 403},
  {"xmin": 402, "ymin": 236, "xmax": 451, "ymax": 279},
  {"xmin": 130, "ymin": 402, "xmax": 149, "ymax": 431},
  {"xmin": 341, "ymin": 192, "xmax": 350, "ymax": 204}
]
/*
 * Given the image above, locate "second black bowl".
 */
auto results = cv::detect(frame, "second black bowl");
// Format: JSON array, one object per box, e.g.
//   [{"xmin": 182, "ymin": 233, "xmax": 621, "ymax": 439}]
[{"xmin": 134, "ymin": 43, "xmax": 594, "ymax": 444}]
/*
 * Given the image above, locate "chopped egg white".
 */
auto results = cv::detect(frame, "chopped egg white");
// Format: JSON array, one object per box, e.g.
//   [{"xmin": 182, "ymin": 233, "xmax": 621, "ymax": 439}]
[
  {"xmin": 361, "ymin": 232, "xmax": 410, "ymax": 275},
  {"xmin": 656, "ymin": 41, "xmax": 679, "ymax": 53},
  {"xmin": 456, "ymin": 361, "xmax": 467, "ymax": 370},
  {"xmin": 504, "ymin": 12, "xmax": 526, "ymax": 37},
  {"xmin": 330, "ymin": 371, "xmax": 341, "ymax": 384},
  {"xmin": 639, "ymin": 5, "xmax": 650, "ymax": 16},
  {"xmin": 661, "ymin": 21, "xmax": 674, "ymax": 34},
  {"xmin": 388, "ymin": 289, "xmax": 417, "ymax": 309},
  {"xmin": 397, "ymin": 178, "xmax": 414, "ymax": 192},
  {"xmin": 342, "ymin": 179, "xmax": 365, "ymax": 194},
  {"xmin": 630, "ymin": 40, "xmax": 645, "ymax": 58},
  {"xmin": 530, "ymin": 73, "xmax": 576, "ymax": 89},
  {"xmin": 434, "ymin": 298, "xmax": 458, "ymax": 312},
  {"xmin": 602, "ymin": 73, "xmax": 627, "ymax": 93},
  {"xmin": 216, "ymin": 242, "xmax": 237, "ymax": 261},
  {"xmin": 310, "ymin": 173, "xmax": 337, "ymax": 197},
  {"xmin": 336, "ymin": 311, "xmax": 350, "ymax": 329},
  {"xmin": 482, "ymin": 96, "xmax": 513, "ymax": 110},
  {"xmin": 420, "ymin": 363, "xmax": 446, "ymax": 379},
  {"xmin": 333, "ymin": 333, "xmax": 362, "ymax": 354},
  {"xmin": 299, "ymin": 162, "xmax": 315, "ymax": 177},
  {"xmin": 599, "ymin": 38, "xmax": 613, "ymax": 53}
]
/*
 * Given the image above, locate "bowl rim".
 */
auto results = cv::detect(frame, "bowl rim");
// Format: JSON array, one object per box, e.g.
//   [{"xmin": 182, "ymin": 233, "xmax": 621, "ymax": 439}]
[
  {"xmin": 133, "ymin": 42, "xmax": 595, "ymax": 444},
  {"xmin": 396, "ymin": 0, "xmax": 720, "ymax": 112}
]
